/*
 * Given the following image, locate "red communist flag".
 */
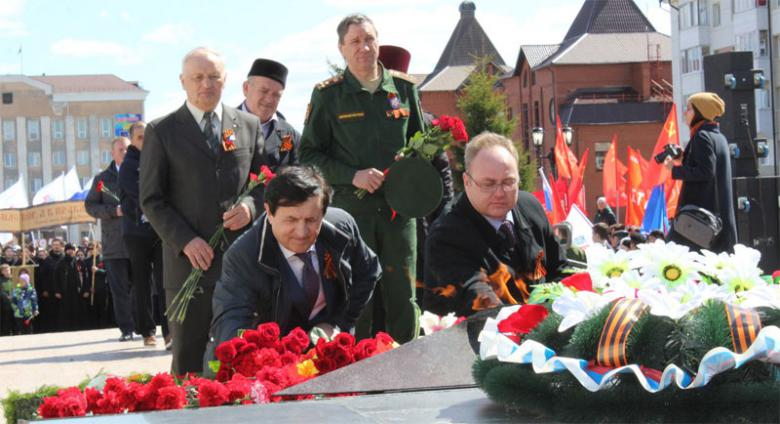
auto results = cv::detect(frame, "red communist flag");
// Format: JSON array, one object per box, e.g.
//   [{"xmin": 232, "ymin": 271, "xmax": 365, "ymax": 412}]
[
  {"xmin": 567, "ymin": 147, "xmax": 590, "ymax": 215},
  {"xmin": 554, "ymin": 115, "xmax": 578, "ymax": 180},
  {"xmin": 625, "ymin": 147, "xmax": 648, "ymax": 226},
  {"xmin": 602, "ymin": 134, "xmax": 627, "ymax": 208},
  {"xmin": 643, "ymin": 105, "xmax": 679, "ymax": 191}
]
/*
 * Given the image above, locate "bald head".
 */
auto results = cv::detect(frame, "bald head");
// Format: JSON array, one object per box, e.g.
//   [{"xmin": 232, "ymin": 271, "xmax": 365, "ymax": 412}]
[{"xmin": 179, "ymin": 47, "xmax": 226, "ymax": 112}]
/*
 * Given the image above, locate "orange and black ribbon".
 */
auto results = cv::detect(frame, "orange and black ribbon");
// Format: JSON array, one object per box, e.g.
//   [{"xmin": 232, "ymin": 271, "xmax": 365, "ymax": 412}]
[
  {"xmin": 724, "ymin": 303, "xmax": 762, "ymax": 353},
  {"xmin": 596, "ymin": 298, "xmax": 648, "ymax": 368}
]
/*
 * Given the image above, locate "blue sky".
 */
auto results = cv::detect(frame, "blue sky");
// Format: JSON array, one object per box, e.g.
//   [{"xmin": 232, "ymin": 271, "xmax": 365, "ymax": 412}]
[{"xmin": 0, "ymin": 0, "xmax": 670, "ymax": 132}]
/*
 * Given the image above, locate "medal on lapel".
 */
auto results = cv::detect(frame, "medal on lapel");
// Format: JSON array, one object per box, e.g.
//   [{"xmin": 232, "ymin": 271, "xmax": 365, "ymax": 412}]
[
  {"xmin": 222, "ymin": 128, "xmax": 236, "ymax": 151},
  {"xmin": 279, "ymin": 134, "xmax": 293, "ymax": 153},
  {"xmin": 388, "ymin": 92, "xmax": 401, "ymax": 110}
]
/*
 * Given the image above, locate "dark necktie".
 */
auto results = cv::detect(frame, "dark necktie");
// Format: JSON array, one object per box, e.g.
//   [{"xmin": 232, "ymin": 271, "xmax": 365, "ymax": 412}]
[
  {"xmin": 295, "ymin": 251, "xmax": 321, "ymax": 310},
  {"xmin": 202, "ymin": 111, "xmax": 219, "ymax": 151},
  {"xmin": 263, "ymin": 119, "xmax": 275, "ymax": 140},
  {"xmin": 498, "ymin": 220, "xmax": 516, "ymax": 248}
]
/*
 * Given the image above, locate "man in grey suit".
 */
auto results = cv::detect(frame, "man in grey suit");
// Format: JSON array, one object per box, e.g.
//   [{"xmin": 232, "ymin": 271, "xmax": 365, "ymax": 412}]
[
  {"xmin": 140, "ymin": 47, "xmax": 266, "ymax": 374},
  {"xmin": 239, "ymin": 58, "xmax": 300, "ymax": 171}
]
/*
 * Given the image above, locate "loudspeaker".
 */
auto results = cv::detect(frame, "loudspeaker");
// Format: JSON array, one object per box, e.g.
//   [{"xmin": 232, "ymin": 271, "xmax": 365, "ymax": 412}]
[
  {"xmin": 732, "ymin": 176, "xmax": 780, "ymax": 272},
  {"xmin": 702, "ymin": 52, "xmax": 760, "ymax": 177}
]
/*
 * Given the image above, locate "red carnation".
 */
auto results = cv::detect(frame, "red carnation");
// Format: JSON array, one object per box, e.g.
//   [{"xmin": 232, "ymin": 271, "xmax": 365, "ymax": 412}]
[
  {"xmin": 233, "ymin": 352, "xmax": 260, "ymax": 377},
  {"xmin": 256, "ymin": 322, "xmax": 281, "ymax": 347},
  {"xmin": 96, "ymin": 180, "xmax": 104, "ymax": 192},
  {"xmin": 148, "ymin": 373, "xmax": 175, "ymax": 390},
  {"xmin": 38, "ymin": 396, "xmax": 63, "ymax": 418},
  {"xmin": 238, "ymin": 342, "xmax": 258, "ymax": 356},
  {"xmin": 331, "ymin": 345, "xmax": 355, "ymax": 367},
  {"xmin": 353, "ymin": 338, "xmax": 378, "ymax": 361},
  {"xmin": 255, "ymin": 347, "xmax": 282, "ymax": 369},
  {"xmin": 197, "ymin": 380, "xmax": 230, "ymax": 407},
  {"xmin": 225, "ymin": 375, "xmax": 253, "ymax": 403},
  {"xmin": 437, "ymin": 115, "xmax": 453, "ymax": 131},
  {"xmin": 314, "ymin": 357, "xmax": 337, "ymax": 374},
  {"xmin": 215, "ymin": 341, "xmax": 238, "ymax": 363},
  {"xmin": 451, "ymin": 120, "xmax": 469, "ymax": 142},
  {"xmin": 497, "ymin": 304, "xmax": 549, "ymax": 342},
  {"xmin": 256, "ymin": 366, "xmax": 290, "ymax": 391},
  {"xmin": 259, "ymin": 165, "xmax": 276, "ymax": 185},
  {"xmin": 155, "ymin": 386, "xmax": 187, "ymax": 410},
  {"xmin": 216, "ymin": 369, "xmax": 231, "ymax": 382},
  {"xmin": 333, "ymin": 332, "xmax": 355, "ymax": 349},
  {"xmin": 279, "ymin": 351, "xmax": 300, "ymax": 366},
  {"xmin": 241, "ymin": 330, "xmax": 260, "ymax": 347},
  {"xmin": 55, "ymin": 387, "xmax": 88, "ymax": 417},
  {"xmin": 561, "ymin": 272, "xmax": 593, "ymax": 292},
  {"xmin": 281, "ymin": 328, "xmax": 310, "ymax": 354},
  {"xmin": 375, "ymin": 332, "xmax": 395, "ymax": 347}
]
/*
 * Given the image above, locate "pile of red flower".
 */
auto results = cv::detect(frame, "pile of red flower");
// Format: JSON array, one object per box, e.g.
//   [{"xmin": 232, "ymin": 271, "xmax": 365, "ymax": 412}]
[
  {"xmin": 38, "ymin": 373, "xmax": 266, "ymax": 419},
  {"xmin": 431, "ymin": 115, "xmax": 468, "ymax": 143},
  {"xmin": 213, "ymin": 322, "xmax": 396, "ymax": 394}
]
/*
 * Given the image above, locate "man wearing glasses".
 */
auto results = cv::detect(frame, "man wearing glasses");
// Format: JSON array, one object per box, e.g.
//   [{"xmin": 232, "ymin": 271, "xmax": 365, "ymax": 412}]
[{"xmin": 423, "ymin": 132, "xmax": 567, "ymax": 316}]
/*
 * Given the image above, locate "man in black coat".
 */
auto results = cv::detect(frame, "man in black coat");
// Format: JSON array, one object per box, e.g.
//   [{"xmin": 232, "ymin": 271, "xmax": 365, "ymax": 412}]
[
  {"xmin": 55, "ymin": 243, "xmax": 87, "ymax": 331},
  {"xmin": 424, "ymin": 132, "xmax": 568, "ymax": 317},
  {"xmin": 593, "ymin": 196, "xmax": 617, "ymax": 226},
  {"xmin": 85, "ymin": 137, "xmax": 134, "ymax": 341},
  {"xmin": 119, "ymin": 121, "xmax": 168, "ymax": 348},
  {"xmin": 664, "ymin": 92, "xmax": 737, "ymax": 253},
  {"xmin": 239, "ymin": 58, "xmax": 300, "ymax": 171},
  {"xmin": 36, "ymin": 239, "xmax": 65, "ymax": 332},
  {"xmin": 205, "ymin": 166, "xmax": 380, "ymax": 366},
  {"xmin": 140, "ymin": 47, "xmax": 266, "ymax": 374}
]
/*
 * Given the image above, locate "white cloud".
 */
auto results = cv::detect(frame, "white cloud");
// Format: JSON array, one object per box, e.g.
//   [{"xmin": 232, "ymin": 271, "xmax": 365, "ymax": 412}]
[
  {"xmin": 142, "ymin": 23, "xmax": 194, "ymax": 45},
  {"xmin": 50, "ymin": 38, "xmax": 142, "ymax": 66},
  {"xmin": 0, "ymin": 0, "xmax": 27, "ymax": 37},
  {"xmin": 0, "ymin": 63, "xmax": 20, "ymax": 74}
]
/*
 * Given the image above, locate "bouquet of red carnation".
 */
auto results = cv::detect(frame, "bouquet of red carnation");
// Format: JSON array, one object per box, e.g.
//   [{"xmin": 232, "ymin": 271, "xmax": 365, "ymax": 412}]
[
  {"xmin": 166, "ymin": 166, "xmax": 276, "ymax": 323},
  {"xmin": 95, "ymin": 180, "xmax": 120, "ymax": 202},
  {"xmin": 355, "ymin": 114, "xmax": 469, "ymax": 199}
]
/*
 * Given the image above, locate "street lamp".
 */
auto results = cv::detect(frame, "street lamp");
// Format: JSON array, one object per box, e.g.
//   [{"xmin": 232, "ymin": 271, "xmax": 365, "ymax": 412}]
[
  {"xmin": 562, "ymin": 125, "xmax": 573, "ymax": 146},
  {"xmin": 531, "ymin": 127, "xmax": 544, "ymax": 167}
]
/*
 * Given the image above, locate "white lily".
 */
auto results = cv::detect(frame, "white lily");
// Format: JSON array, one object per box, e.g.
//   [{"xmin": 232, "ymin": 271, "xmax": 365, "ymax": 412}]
[{"xmin": 552, "ymin": 289, "xmax": 623, "ymax": 332}]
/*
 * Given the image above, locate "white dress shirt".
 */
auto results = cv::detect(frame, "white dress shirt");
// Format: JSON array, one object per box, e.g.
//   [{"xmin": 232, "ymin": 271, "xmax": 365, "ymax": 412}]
[
  {"xmin": 483, "ymin": 211, "xmax": 514, "ymax": 232},
  {"xmin": 277, "ymin": 242, "xmax": 327, "ymax": 319}
]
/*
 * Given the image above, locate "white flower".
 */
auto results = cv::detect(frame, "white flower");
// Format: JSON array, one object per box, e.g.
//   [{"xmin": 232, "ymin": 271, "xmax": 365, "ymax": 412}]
[
  {"xmin": 419, "ymin": 311, "xmax": 460, "ymax": 336},
  {"xmin": 697, "ymin": 244, "xmax": 763, "ymax": 284},
  {"xmin": 586, "ymin": 244, "xmax": 636, "ymax": 291},
  {"xmin": 635, "ymin": 240, "xmax": 701, "ymax": 288},
  {"xmin": 718, "ymin": 259, "xmax": 767, "ymax": 293},
  {"xmin": 552, "ymin": 289, "xmax": 623, "ymax": 332},
  {"xmin": 638, "ymin": 280, "xmax": 730, "ymax": 320},
  {"xmin": 737, "ymin": 284, "xmax": 780, "ymax": 309}
]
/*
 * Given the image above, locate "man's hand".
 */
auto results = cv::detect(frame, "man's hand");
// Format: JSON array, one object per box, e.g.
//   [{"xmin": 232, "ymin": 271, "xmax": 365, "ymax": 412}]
[
  {"xmin": 54, "ymin": 293, "xmax": 62, "ymax": 300},
  {"xmin": 662, "ymin": 155, "xmax": 676, "ymax": 170},
  {"xmin": 116, "ymin": 205, "xmax": 123, "ymax": 217},
  {"xmin": 183, "ymin": 237, "xmax": 214, "ymax": 271},
  {"xmin": 352, "ymin": 168, "xmax": 385, "ymax": 193},
  {"xmin": 310, "ymin": 322, "xmax": 338, "ymax": 344},
  {"xmin": 223, "ymin": 204, "xmax": 252, "ymax": 231}
]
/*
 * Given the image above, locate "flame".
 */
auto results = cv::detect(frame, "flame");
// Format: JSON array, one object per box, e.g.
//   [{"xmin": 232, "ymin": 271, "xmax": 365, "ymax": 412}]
[{"xmin": 432, "ymin": 284, "xmax": 457, "ymax": 298}]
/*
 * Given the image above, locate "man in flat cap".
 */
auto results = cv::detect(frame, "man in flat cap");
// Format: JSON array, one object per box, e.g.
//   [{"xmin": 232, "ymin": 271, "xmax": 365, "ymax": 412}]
[{"xmin": 240, "ymin": 58, "xmax": 300, "ymax": 171}]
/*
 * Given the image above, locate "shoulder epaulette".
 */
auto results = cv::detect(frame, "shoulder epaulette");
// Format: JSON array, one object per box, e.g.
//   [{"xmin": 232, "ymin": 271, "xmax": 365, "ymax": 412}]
[
  {"xmin": 389, "ymin": 69, "xmax": 417, "ymax": 84},
  {"xmin": 316, "ymin": 74, "xmax": 344, "ymax": 90}
]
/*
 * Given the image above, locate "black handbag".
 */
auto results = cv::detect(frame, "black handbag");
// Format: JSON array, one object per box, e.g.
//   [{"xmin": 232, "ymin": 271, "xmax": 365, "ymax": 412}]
[{"xmin": 674, "ymin": 205, "xmax": 722, "ymax": 249}]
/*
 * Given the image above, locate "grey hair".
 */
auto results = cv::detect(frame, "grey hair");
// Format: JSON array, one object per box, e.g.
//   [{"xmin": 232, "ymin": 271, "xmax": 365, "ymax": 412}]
[
  {"xmin": 464, "ymin": 131, "xmax": 519, "ymax": 172},
  {"xmin": 181, "ymin": 47, "xmax": 224, "ymax": 71},
  {"xmin": 111, "ymin": 136, "xmax": 130, "ymax": 149},
  {"xmin": 597, "ymin": 196, "xmax": 607, "ymax": 204},
  {"xmin": 128, "ymin": 121, "xmax": 146, "ymax": 138},
  {"xmin": 337, "ymin": 14, "xmax": 377, "ymax": 44}
]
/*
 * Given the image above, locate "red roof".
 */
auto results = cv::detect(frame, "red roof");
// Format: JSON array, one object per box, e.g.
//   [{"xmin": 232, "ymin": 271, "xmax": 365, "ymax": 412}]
[{"xmin": 30, "ymin": 74, "xmax": 146, "ymax": 93}]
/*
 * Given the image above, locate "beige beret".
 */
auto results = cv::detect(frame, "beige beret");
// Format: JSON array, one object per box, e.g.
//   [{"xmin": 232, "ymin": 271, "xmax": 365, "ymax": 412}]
[{"xmin": 688, "ymin": 92, "xmax": 725, "ymax": 121}]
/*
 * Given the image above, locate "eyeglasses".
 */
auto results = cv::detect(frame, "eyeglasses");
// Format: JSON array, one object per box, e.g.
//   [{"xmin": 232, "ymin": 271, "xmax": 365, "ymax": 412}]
[{"xmin": 465, "ymin": 172, "xmax": 518, "ymax": 193}]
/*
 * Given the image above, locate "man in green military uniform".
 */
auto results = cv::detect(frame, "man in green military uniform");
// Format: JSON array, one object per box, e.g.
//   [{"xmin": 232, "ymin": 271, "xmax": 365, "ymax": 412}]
[{"xmin": 299, "ymin": 13, "xmax": 423, "ymax": 343}]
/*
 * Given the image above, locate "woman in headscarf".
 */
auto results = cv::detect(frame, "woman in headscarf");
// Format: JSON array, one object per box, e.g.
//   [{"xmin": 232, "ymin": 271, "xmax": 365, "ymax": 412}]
[{"xmin": 663, "ymin": 92, "xmax": 737, "ymax": 253}]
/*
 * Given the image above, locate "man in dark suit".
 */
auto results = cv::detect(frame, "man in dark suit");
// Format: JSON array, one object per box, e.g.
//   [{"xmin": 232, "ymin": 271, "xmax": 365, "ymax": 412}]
[
  {"xmin": 140, "ymin": 47, "xmax": 266, "ymax": 374},
  {"xmin": 424, "ymin": 132, "xmax": 568, "ymax": 316},
  {"xmin": 239, "ymin": 58, "xmax": 300, "ymax": 171},
  {"xmin": 205, "ymin": 166, "xmax": 380, "ymax": 366}
]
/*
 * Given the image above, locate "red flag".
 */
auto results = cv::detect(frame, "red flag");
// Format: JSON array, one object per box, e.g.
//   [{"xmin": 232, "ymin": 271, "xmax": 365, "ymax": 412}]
[
  {"xmin": 665, "ymin": 178, "xmax": 681, "ymax": 218},
  {"xmin": 602, "ymin": 135, "xmax": 627, "ymax": 207},
  {"xmin": 626, "ymin": 147, "xmax": 648, "ymax": 226},
  {"xmin": 643, "ymin": 105, "xmax": 680, "ymax": 191},
  {"xmin": 550, "ymin": 175, "xmax": 567, "ymax": 224},
  {"xmin": 554, "ymin": 115, "xmax": 578, "ymax": 180},
  {"xmin": 567, "ymin": 148, "xmax": 590, "ymax": 215}
]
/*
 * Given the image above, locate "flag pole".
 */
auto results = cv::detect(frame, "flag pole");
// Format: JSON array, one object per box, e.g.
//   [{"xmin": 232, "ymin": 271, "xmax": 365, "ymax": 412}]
[{"xmin": 89, "ymin": 223, "xmax": 96, "ymax": 306}]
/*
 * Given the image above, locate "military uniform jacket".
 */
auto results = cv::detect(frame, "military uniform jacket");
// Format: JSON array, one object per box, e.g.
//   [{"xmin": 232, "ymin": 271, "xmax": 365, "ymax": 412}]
[
  {"xmin": 207, "ymin": 207, "xmax": 380, "ymax": 356},
  {"xmin": 423, "ymin": 192, "xmax": 568, "ymax": 317},
  {"xmin": 140, "ymin": 103, "xmax": 265, "ymax": 290},
  {"xmin": 299, "ymin": 66, "xmax": 424, "ymax": 213},
  {"xmin": 238, "ymin": 103, "xmax": 300, "ymax": 171}
]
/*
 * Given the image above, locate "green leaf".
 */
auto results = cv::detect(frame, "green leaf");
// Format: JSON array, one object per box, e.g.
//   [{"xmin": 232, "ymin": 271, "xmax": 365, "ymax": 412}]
[
  {"xmin": 208, "ymin": 360, "xmax": 221, "ymax": 374},
  {"xmin": 421, "ymin": 143, "xmax": 440, "ymax": 160},
  {"xmin": 237, "ymin": 328, "xmax": 246, "ymax": 338}
]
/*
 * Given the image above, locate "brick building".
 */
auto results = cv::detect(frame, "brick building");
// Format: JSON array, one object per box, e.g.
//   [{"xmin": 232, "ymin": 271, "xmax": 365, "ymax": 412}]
[
  {"xmin": 0, "ymin": 74, "xmax": 147, "ymax": 239},
  {"xmin": 503, "ymin": 0, "xmax": 673, "ymax": 215}
]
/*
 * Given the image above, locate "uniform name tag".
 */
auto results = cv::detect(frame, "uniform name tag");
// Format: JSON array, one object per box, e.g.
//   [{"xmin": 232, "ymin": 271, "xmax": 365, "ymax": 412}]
[{"xmin": 337, "ymin": 112, "xmax": 365, "ymax": 121}]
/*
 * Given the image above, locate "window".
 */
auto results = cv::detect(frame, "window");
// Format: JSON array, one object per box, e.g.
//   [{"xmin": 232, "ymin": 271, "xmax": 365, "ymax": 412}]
[
  {"xmin": 682, "ymin": 47, "xmax": 705, "ymax": 74},
  {"xmin": 759, "ymin": 30, "xmax": 768, "ymax": 56},
  {"xmin": 27, "ymin": 119, "xmax": 40, "ymax": 141},
  {"xmin": 757, "ymin": 88, "xmax": 770, "ymax": 109},
  {"xmin": 52, "ymin": 120, "xmax": 64, "ymax": 140},
  {"xmin": 1, "ymin": 93, "xmax": 11, "ymax": 104},
  {"xmin": 2, "ymin": 120, "xmax": 15, "ymax": 142},
  {"xmin": 100, "ymin": 118, "xmax": 112, "ymax": 138},
  {"xmin": 533, "ymin": 101, "xmax": 540, "ymax": 127},
  {"xmin": 28, "ymin": 151, "xmax": 41, "ymax": 167},
  {"xmin": 679, "ymin": 2, "xmax": 696, "ymax": 28},
  {"xmin": 101, "ymin": 150, "xmax": 111, "ymax": 164},
  {"xmin": 522, "ymin": 71, "xmax": 528, "ymax": 88},
  {"xmin": 77, "ymin": 150, "xmax": 90, "ymax": 165},
  {"xmin": 52, "ymin": 151, "xmax": 66, "ymax": 166},
  {"xmin": 3, "ymin": 153, "xmax": 16, "ymax": 168},
  {"xmin": 76, "ymin": 118, "xmax": 88, "ymax": 139},
  {"xmin": 735, "ymin": 0, "xmax": 754, "ymax": 12},
  {"xmin": 712, "ymin": 2, "xmax": 721, "ymax": 26},
  {"xmin": 698, "ymin": 0, "xmax": 708, "ymax": 25},
  {"xmin": 594, "ymin": 142, "xmax": 611, "ymax": 171},
  {"xmin": 31, "ymin": 178, "xmax": 43, "ymax": 192}
]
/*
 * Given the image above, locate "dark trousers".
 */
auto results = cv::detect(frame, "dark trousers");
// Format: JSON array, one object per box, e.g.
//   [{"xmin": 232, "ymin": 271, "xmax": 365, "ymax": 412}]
[
  {"xmin": 104, "ymin": 258, "xmax": 134, "ymax": 335},
  {"xmin": 14, "ymin": 317, "xmax": 33, "ymax": 335},
  {"xmin": 124, "ymin": 235, "xmax": 166, "ymax": 338},
  {"xmin": 166, "ymin": 286, "xmax": 213, "ymax": 375}
]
